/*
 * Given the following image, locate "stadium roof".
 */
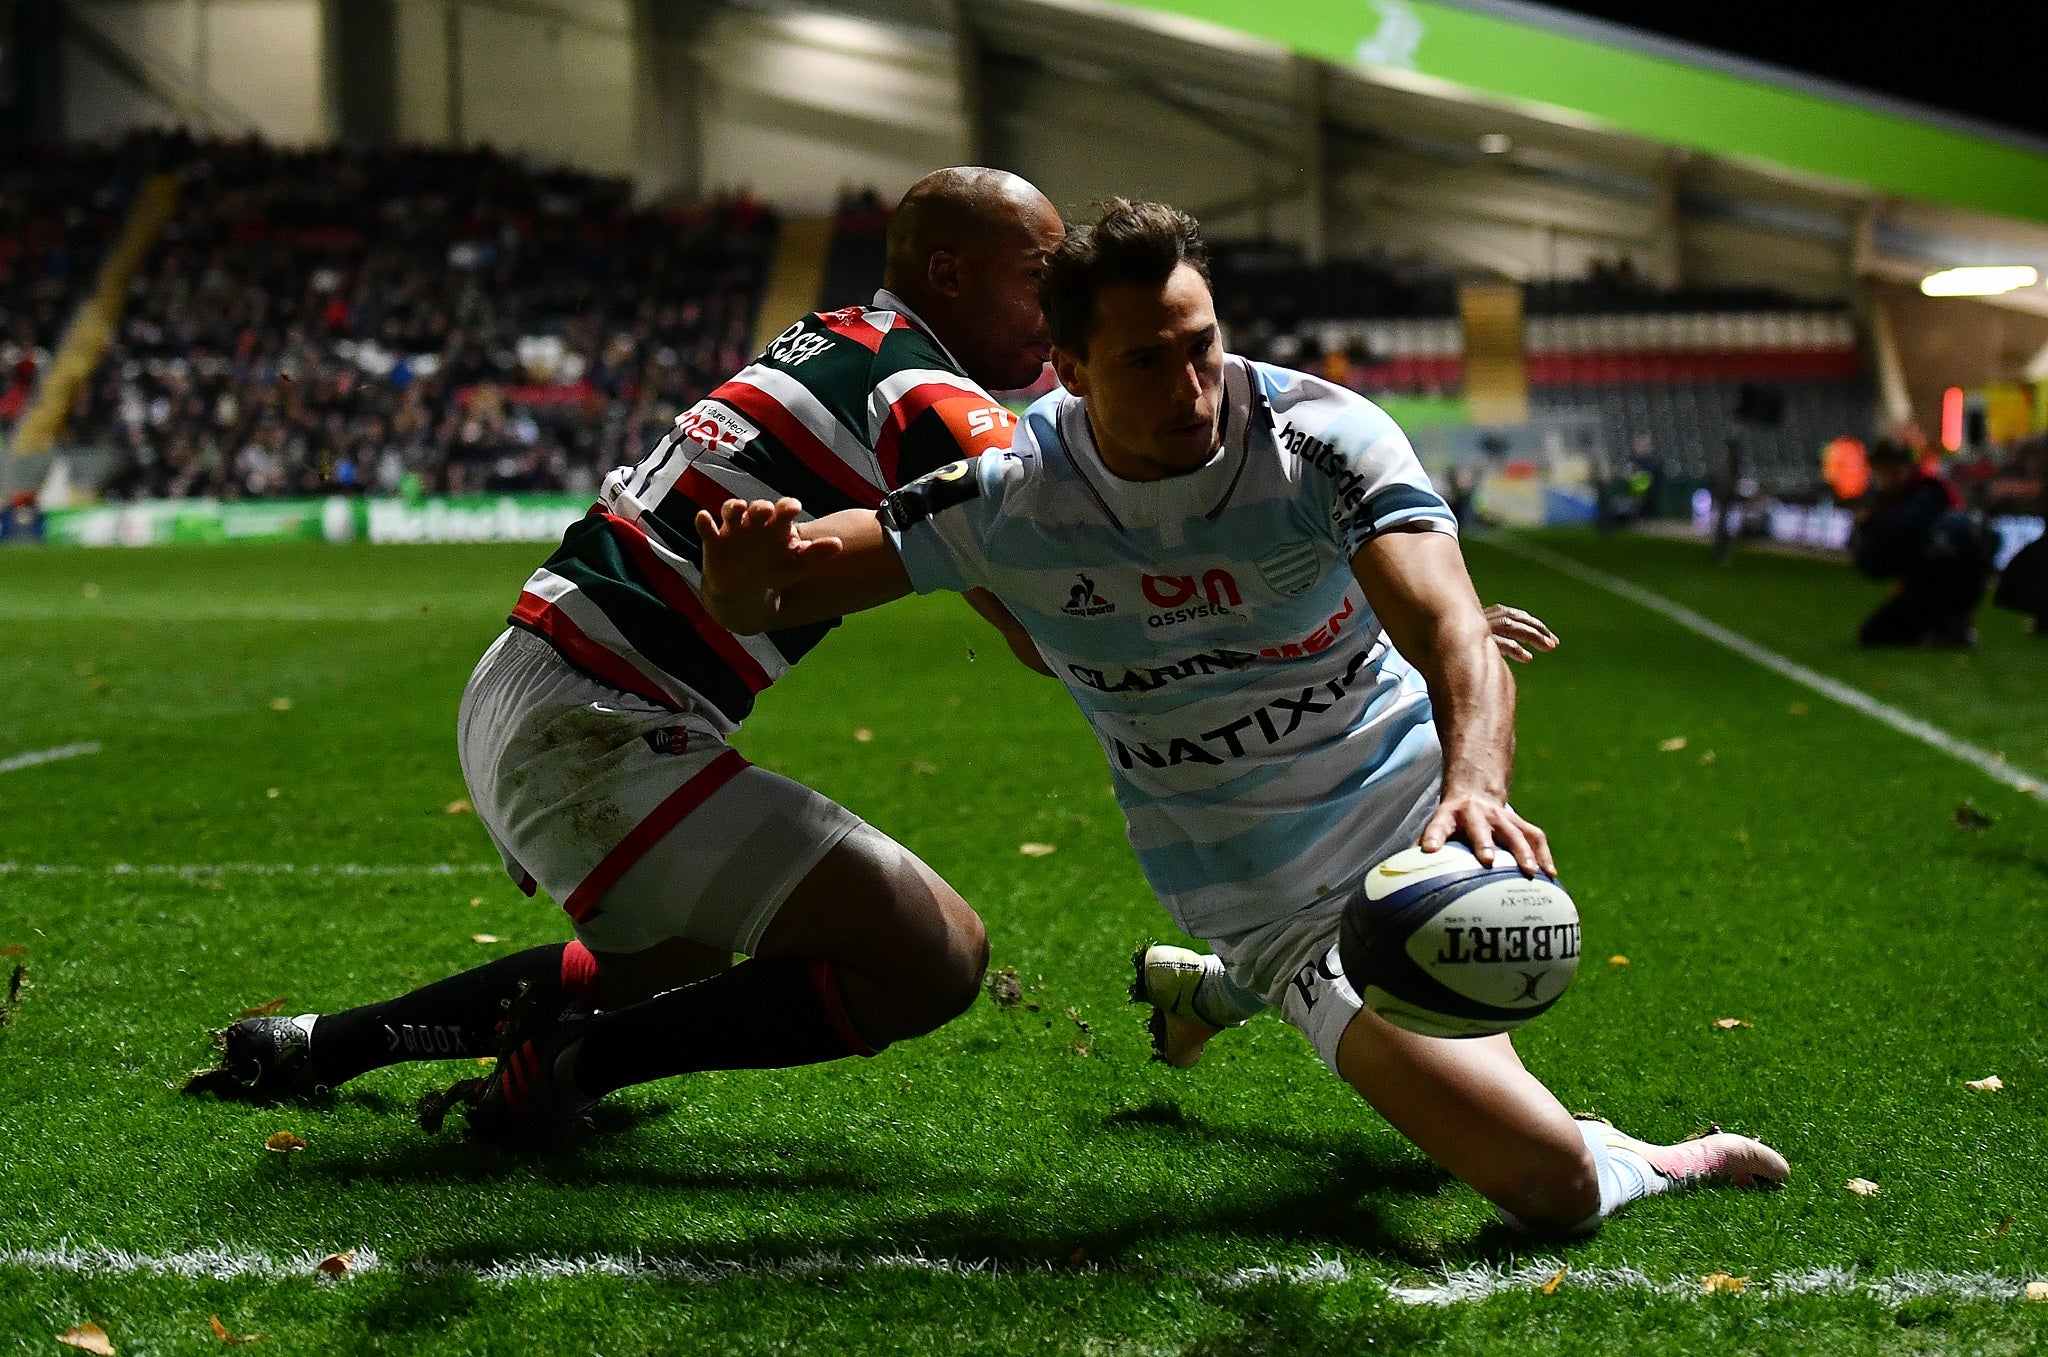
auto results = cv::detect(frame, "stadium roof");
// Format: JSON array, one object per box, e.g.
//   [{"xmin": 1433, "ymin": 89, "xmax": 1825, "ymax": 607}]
[{"xmin": 1100, "ymin": 0, "xmax": 2048, "ymax": 228}]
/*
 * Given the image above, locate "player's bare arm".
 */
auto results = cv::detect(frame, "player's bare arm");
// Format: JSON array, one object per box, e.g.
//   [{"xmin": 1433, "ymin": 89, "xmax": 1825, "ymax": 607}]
[
  {"xmin": 963, "ymin": 587, "xmax": 1054, "ymax": 675},
  {"xmin": 1352, "ymin": 528, "xmax": 1555, "ymax": 877},
  {"xmin": 697, "ymin": 499, "xmax": 910, "ymax": 634}
]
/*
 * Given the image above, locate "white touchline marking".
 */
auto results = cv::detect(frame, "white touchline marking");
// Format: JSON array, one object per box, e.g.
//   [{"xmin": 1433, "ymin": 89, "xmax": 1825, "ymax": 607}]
[
  {"xmin": 1489, "ymin": 536, "xmax": 2047, "ymax": 803},
  {"xmin": 3, "ymin": 1245, "xmax": 2040, "ymax": 1304},
  {"xmin": 0, "ymin": 862, "xmax": 501, "ymax": 877},
  {"xmin": 0, "ymin": 741, "xmax": 101, "ymax": 775}
]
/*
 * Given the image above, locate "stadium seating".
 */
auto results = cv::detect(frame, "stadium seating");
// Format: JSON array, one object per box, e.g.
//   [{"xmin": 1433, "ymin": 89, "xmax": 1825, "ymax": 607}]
[
  {"xmin": 0, "ymin": 133, "xmax": 187, "ymax": 428},
  {"xmin": 1220, "ymin": 254, "xmax": 1873, "ymax": 496},
  {"xmin": 65, "ymin": 139, "xmax": 775, "ymax": 501}
]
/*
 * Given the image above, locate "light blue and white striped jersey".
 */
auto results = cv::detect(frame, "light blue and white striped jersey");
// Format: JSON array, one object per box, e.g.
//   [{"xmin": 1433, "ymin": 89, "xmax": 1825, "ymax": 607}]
[{"xmin": 882, "ymin": 357, "xmax": 1459, "ymax": 937}]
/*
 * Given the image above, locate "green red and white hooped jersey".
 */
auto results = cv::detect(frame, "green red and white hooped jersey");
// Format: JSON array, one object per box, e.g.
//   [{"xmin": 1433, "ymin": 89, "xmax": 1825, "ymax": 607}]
[
  {"xmin": 883, "ymin": 356, "xmax": 1459, "ymax": 937},
  {"xmin": 509, "ymin": 290, "xmax": 1020, "ymax": 730}
]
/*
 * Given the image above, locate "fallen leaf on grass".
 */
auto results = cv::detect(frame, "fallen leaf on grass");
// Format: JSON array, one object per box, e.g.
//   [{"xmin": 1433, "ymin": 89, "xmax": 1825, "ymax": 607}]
[
  {"xmin": 2026, "ymin": 1281, "xmax": 2048, "ymax": 1303},
  {"xmin": 209, "ymin": 1316, "xmax": 265, "ymax": 1345},
  {"xmin": 1018, "ymin": 843, "xmax": 1057, "ymax": 857},
  {"xmin": 315, "ymin": 1251, "xmax": 355, "ymax": 1277},
  {"xmin": 1539, "ymin": 1265, "xmax": 1568, "ymax": 1295},
  {"xmin": 1658, "ymin": 736, "xmax": 1688, "ymax": 752},
  {"xmin": 239, "ymin": 997, "xmax": 289, "ymax": 1019},
  {"xmin": 264, "ymin": 1131, "xmax": 304, "ymax": 1155},
  {"xmin": 1995, "ymin": 1215, "xmax": 2014, "ymax": 1236},
  {"xmin": 984, "ymin": 967, "xmax": 1024, "ymax": 1011},
  {"xmin": 1966, "ymin": 1075, "xmax": 2004, "ymax": 1092},
  {"xmin": 1954, "ymin": 800, "xmax": 1995, "ymax": 833},
  {"xmin": 468, "ymin": 897, "xmax": 483, "ymax": 907},
  {"xmin": 1700, "ymin": 1272, "xmax": 1747, "ymax": 1294},
  {"xmin": 56, "ymin": 1324, "xmax": 114, "ymax": 1355},
  {"xmin": 1608, "ymin": 955, "xmax": 1630, "ymax": 967},
  {"xmin": 444, "ymin": 799, "xmax": 472, "ymax": 816},
  {"xmin": 852, "ymin": 728, "xmax": 873, "ymax": 743},
  {"xmin": 471, "ymin": 934, "xmax": 503, "ymax": 945},
  {"xmin": 266, "ymin": 697, "xmax": 292, "ymax": 712},
  {"xmin": 1713, "ymin": 1018, "xmax": 1751, "ymax": 1030},
  {"xmin": 1846, "ymin": 1177, "xmax": 1881, "ymax": 1197},
  {"xmin": 264, "ymin": 789, "xmax": 279, "ymax": 799},
  {"xmin": 0, "ymin": 944, "xmax": 23, "ymax": 957},
  {"xmin": 1698, "ymin": 750, "xmax": 1717, "ymax": 765}
]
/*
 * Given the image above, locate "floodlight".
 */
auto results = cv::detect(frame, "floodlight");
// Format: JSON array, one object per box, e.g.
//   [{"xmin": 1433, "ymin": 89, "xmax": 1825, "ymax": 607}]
[{"xmin": 1918, "ymin": 265, "xmax": 2039, "ymax": 297}]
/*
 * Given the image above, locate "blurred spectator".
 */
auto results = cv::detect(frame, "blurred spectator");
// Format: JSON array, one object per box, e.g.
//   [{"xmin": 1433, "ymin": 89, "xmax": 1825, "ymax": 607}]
[{"xmin": 1849, "ymin": 441, "xmax": 1997, "ymax": 648}]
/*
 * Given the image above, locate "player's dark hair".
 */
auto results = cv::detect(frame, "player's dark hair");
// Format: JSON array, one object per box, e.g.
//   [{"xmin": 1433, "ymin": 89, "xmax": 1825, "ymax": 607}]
[{"xmin": 1041, "ymin": 198, "xmax": 1209, "ymax": 358}]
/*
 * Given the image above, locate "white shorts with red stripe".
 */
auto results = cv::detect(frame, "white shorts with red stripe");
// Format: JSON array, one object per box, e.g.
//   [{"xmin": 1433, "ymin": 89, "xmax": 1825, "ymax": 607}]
[{"xmin": 456, "ymin": 628, "xmax": 862, "ymax": 955}]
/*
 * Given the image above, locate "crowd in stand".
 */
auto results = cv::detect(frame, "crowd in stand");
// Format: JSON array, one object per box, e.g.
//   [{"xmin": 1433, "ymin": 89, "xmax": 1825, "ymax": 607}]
[
  {"xmin": 0, "ymin": 134, "xmax": 193, "ymax": 426},
  {"xmin": 66, "ymin": 137, "xmax": 773, "ymax": 502}
]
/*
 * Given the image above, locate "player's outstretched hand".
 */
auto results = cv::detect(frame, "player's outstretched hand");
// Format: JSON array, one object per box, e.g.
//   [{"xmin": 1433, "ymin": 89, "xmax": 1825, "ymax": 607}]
[
  {"xmin": 696, "ymin": 497, "xmax": 845, "ymax": 633},
  {"xmin": 1420, "ymin": 791, "xmax": 1556, "ymax": 878},
  {"xmin": 1485, "ymin": 604, "xmax": 1558, "ymax": 663}
]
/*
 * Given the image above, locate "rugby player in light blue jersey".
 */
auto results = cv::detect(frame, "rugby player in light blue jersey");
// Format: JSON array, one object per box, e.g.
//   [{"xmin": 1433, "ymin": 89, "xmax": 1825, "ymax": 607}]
[{"xmin": 700, "ymin": 199, "xmax": 1790, "ymax": 1234}]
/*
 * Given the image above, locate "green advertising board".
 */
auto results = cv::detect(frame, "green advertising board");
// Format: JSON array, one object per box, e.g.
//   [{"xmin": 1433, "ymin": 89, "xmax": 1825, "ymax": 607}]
[
  {"xmin": 41, "ymin": 495, "xmax": 590, "ymax": 547},
  {"xmin": 1109, "ymin": 0, "xmax": 2048, "ymax": 225}
]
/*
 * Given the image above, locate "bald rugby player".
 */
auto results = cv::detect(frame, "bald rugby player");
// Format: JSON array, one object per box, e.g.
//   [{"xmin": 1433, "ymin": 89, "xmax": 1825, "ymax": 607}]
[{"xmin": 191, "ymin": 169, "xmax": 1064, "ymax": 1131}]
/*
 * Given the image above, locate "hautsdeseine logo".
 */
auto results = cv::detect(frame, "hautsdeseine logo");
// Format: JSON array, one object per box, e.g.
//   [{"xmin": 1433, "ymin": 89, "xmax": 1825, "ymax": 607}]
[{"xmin": 1062, "ymin": 572, "xmax": 1116, "ymax": 617}]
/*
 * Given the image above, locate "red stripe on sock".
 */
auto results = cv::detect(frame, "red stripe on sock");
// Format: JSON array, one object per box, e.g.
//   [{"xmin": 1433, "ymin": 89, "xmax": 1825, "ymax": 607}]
[
  {"xmin": 806, "ymin": 959, "xmax": 878, "ymax": 1058},
  {"xmin": 559, "ymin": 941, "xmax": 602, "ymax": 1002},
  {"xmin": 561, "ymin": 748, "xmax": 751, "ymax": 924}
]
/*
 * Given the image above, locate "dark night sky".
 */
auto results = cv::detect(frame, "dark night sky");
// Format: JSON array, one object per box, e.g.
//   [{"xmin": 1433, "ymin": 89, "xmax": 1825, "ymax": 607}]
[{"xmin": 1540, "ymin": 1, "xmax": 2048, "ymax": 144}]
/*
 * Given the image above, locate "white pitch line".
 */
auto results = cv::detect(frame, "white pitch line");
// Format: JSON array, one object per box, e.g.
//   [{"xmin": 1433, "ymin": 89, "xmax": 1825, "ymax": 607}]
[
  {"xmin": 0, "ymin": 862, "xmax": 500, "ymax": 877},
  {"xmin": 1489, "ymin": 536, "xmax": 2047, "ymax": 803},
  {"xmin": 0, "ymin": 741, "xmax": 101, "ymax": 775},
  {"xmin": 3, "ymin": 1244, "xmax": 2040, "ymax": 1304}
]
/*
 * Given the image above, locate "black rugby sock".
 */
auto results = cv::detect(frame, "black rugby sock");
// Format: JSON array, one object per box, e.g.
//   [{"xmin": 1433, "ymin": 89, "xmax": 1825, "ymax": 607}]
[
  {"xmin": 309, "ymin": 943, "xmax": 568, "ymax": 1086},
  {"xmin": 566, "ymin": 957, "xmax": 879, "ymax": 1098}
]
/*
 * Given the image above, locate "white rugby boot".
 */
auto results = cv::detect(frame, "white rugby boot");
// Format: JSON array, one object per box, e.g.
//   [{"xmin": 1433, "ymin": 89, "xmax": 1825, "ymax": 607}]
[
  {"xmin": 1580, "ymin": 1118, "xmax": 1791, "ymax": 1191},
  {"xmin": 1129, "ymin": 944, "xmax": 1235, "ymax": 1069}
]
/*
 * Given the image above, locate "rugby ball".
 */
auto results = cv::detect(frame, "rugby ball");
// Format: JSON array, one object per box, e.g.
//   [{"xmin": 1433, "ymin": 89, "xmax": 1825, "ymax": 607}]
[{"xmin": 1338, "ymin": 842, "xmax": 1579, "ymax": 1039}]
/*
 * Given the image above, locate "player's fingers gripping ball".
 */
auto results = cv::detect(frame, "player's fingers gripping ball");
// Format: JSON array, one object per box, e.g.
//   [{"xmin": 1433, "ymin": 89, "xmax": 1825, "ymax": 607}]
[{"xmin": 1338, "ymin": 842, "xmax": 1580, "ymax": 1038}]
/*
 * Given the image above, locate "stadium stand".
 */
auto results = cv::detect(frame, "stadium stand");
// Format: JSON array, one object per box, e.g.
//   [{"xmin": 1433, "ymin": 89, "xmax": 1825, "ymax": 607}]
[
  {"xmin": 64, "ymin": 139, "xmax": 775, "ymax": 501},
  {"xmin": 0, "ymin": 132, "xmax": 185, "ymax": 429},
  {"xmin": 1214, "ymin": 251, "xmax": 1873, "ymax": 495}
]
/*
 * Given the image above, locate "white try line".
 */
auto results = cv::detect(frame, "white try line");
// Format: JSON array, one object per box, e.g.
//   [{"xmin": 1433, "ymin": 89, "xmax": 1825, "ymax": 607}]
[
  {"xmin": 0, "ymin": 742, "xmax": 101, "ymax": 776},
  {"xmin": 4, "ymin": 1244, "xmax": 2041, "ymax": 1305},
  {"xmin": 0, "ymin": 862, "xmax": 500, "ymax": 878},
  {"xmin": 1488, "ymin": 536, "xmax": 2047, "ymax": 803}
]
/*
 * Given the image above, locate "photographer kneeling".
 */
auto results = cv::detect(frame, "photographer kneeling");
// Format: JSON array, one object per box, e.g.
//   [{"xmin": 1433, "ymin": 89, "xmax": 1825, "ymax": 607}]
[{"xmin": 1850, "ymin": 441, "xmax": 1996, "ymax": 648}]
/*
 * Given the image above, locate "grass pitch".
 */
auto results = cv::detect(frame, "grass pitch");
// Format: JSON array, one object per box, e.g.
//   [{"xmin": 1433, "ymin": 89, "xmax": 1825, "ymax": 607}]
[{"xmin": 1, "ymin": 531, "xmax": 2044, "ymax": 1354}]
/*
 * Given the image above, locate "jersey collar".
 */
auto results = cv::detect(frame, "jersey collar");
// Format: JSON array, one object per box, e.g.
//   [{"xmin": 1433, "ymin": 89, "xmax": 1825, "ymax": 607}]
[{"xmin": 872, "ymin": 288, "xmax": 969, "ymax": 375}]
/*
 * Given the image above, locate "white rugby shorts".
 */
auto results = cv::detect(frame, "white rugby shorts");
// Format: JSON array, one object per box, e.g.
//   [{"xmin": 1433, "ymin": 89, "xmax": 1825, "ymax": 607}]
[
  {"xmin": 456, "ymin": 627, "xmax": 861, "ymax": 955},
  {"xmin": 1206, "ymin": 765, "xmax": 1440, "ymax": 1073}
]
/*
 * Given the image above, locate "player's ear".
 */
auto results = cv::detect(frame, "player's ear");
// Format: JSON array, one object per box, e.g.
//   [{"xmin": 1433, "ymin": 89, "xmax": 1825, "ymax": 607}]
[
  {"xmin": 1051, "ymin": 346, "xmax": 1087, "ymax": 397},
  {"xmin": 927, "ymin": 249, "xmax": 961, "ymax": 298}
]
